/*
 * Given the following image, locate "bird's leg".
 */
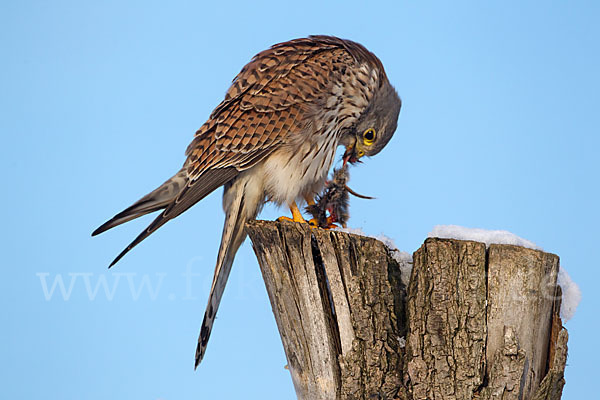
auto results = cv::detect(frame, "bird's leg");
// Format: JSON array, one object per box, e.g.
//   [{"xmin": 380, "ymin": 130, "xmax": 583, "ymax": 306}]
[
  {"xmin": 277, "ymin": 201, "xmax": 307, "ymax": 224},
  {"xmin": 305, "ymin": 195, "xmax": 316, "ymax": 207}
]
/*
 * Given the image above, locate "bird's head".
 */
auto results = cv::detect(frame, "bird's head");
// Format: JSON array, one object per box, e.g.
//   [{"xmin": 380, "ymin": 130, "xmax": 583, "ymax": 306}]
[{"xmin": 342, "ymin": 82, "xmax": 401, "ymax": 165}]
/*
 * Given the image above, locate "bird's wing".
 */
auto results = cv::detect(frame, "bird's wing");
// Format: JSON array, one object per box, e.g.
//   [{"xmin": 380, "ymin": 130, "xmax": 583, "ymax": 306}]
[
  {"xmin": 100, "ymin": 39, "xmax": 355, "ymax": 268},
  {"xmin": 92, "ymin": 168, "xmax": 188, "ymax": 237},
  {"xmin": 184, "ymin": 39, "xmax": 354, "ymax": 179},
  {"xmin": 207, "ymin": 35, "xmax": 382, "ymax": 118},
  {"xmin": 106, "ymin": 167, "xmax": 238, "ymax": 267}
]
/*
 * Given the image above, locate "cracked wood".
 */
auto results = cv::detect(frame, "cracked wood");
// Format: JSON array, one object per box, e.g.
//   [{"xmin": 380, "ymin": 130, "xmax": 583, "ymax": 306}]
[{"xmin": 247, "ymin": 222, "xmax": 568, "ymax": 400}]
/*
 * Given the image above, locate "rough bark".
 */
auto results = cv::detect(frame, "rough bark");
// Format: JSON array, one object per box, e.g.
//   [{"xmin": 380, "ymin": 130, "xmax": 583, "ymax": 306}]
[
  {"xmin": 246, "ymin": 222, "xmax": 569, "ymax": 400},
  {"xmin": 405, "ymin": 239, "xmax": 488, "ymax": 399},
  {"xmin": 247, "ymin": 220, "xmax": 408, "ymax": 400}
]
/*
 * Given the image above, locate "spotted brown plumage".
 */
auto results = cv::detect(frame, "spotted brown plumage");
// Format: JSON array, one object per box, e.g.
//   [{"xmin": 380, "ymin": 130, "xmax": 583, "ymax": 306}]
[{"xmin": 92, "ymin": 35, "xmax": 401, "ymax": 368}]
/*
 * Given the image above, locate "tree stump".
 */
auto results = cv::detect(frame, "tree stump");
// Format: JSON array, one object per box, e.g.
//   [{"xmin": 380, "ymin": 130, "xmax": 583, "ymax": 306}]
[{"xmin": 246, "ymin": 221, "xmax": 568, "ymax": 400}]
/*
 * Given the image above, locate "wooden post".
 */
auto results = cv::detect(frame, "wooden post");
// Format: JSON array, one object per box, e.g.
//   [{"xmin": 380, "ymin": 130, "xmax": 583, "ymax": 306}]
[{"xmin": 246, "ymin": 221, "xmax": 568, "ymax": 400}]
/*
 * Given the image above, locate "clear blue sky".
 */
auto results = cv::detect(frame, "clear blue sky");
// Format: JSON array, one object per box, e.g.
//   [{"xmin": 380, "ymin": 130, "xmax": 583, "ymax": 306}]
[{"xmin": 1, "ymin": 1, "xmax": 598, "ymax": 398}]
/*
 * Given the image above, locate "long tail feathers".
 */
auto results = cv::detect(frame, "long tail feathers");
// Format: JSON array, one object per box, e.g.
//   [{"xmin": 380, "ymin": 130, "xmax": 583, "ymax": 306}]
[
  {"xmin": 92, "ymin": 169, "xmax": 187, "ymax": 236},
  {"xmin": 195, "ymin": 180, "xmax": 248, "ymax": 368},
  {"xmin": 93, "ymin": 167, "xmax": 238, "ymax": 268},
  {"xmin": 93, "ymin": 164, "xmax": 250, "ymax": 366}
]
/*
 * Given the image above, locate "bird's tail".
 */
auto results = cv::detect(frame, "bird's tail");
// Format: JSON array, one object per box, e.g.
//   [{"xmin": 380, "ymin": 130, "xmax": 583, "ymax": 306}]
[
  {"xmin": 92, "ymin": 169, "xmax": 187, "ymax": 236},
  {"xmin": 194, "ymin": 175, "xmax": 260, "ymax": 368}
]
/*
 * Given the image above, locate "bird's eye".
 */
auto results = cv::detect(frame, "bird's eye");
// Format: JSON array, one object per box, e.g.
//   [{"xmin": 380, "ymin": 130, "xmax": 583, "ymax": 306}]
[{"xmin": 363, "ymin": 128, "xmax": 376, "ymax": 145}]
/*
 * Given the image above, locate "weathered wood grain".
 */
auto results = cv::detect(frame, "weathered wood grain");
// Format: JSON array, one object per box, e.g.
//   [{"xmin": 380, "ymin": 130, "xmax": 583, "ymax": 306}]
[
  {"xmin": 485, "ymin": 245, "xmax": 560, "ymax": 399},
  {"xmin": 247, "ymin": 220, "xmax": 407, "ymax": 399},
  {"xmin": 246, "ymin": 221, "xmax": 569, "ymax": 400}
]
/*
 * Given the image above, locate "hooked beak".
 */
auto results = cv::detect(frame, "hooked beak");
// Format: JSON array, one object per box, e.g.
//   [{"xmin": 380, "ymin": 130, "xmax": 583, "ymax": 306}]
[{"xmin": 342, "ymin": 143, "xmax": 364, "ymax": 166}]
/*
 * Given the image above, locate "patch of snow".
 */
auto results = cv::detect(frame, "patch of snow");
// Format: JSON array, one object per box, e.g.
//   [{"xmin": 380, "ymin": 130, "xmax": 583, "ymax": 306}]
[
  {"xmin": 557, "ymin": 267, "xmax": 581, "ymax": 322},
  {"xmin": 429, "ymin": 225, "xmax": 542, "ymax": 250},
  {"xmin": 335, "ymin": 227, "xmax": 413, "ymax": 286},
  {"xmin": 429, "ymin": 224, "xmax": 580, "ymax": 321},
  {"xmin": 338, "ymin": 225, "xmax": 581, "ymax": 322}
]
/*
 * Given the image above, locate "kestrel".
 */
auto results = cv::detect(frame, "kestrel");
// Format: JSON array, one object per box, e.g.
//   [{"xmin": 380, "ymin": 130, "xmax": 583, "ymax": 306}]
[{"xmin": 92, "ymin": 36, "xmax": 401, "ymax": 368}]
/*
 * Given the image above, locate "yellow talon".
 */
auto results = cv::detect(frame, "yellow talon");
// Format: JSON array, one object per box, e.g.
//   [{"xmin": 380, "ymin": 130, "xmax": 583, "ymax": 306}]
[{"xmin": 277, "ymin": 202, "xmax": 307, "ymax": 223}]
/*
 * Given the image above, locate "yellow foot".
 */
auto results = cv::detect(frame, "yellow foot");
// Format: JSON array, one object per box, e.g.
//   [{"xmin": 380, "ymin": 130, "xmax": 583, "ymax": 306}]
[
  {"xmin": 278, "ymin": 216, "xmax": 305, "ymax": 223},
  {"xmin": 304, "ymin": 195, "xmax": 316, "ymax": 207},
  {"xmin": 277, "ymin": 202, "xmax": 307, "ymax": 223}
]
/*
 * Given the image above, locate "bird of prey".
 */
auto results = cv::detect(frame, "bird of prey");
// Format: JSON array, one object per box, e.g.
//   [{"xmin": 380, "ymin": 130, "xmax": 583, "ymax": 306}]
[{"xmin": 92, "ymin": 35, "xmax": 401, "ymax": 368}]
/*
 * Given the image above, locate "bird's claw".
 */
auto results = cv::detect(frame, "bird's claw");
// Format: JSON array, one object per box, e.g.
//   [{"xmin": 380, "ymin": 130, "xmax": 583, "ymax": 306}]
[
  {"xmin": 278, "ymin": 201, "xmax": 339, "ymax": 229},
  {"xmin": 277, "ymin": 201, "xmax": 309, "ymax": 224},
  {"xmin": 277, "ymin": 215, "xmax": 307, "ymax": 224}
]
